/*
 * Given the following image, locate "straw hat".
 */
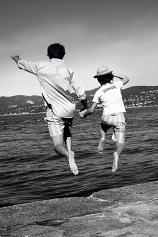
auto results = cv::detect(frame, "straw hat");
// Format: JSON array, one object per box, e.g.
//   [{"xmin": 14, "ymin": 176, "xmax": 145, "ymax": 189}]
[{"xmin": 93, "ymin": 65, "xmax": 112, "ymax": 78}]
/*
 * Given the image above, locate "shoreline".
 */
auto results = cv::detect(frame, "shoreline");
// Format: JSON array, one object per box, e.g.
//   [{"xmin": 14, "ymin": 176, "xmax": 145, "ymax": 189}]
[{"xmin": 1, "ymin": 105, "xmax": 158, "ymax": 116}]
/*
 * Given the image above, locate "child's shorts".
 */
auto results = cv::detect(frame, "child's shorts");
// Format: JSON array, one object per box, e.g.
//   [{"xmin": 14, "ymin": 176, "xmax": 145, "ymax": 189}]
[
  {"xmin": 101, "ymin": 113, "xmax": 126, "ymax": 144},
  {"xmin": 44, "ymin": 109, "xmax": 73, "ymax": 137}
]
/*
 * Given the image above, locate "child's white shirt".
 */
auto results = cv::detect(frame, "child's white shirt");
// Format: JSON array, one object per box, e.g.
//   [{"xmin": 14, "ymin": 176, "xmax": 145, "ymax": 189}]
[{"xmin": 92, "ymin": 81, "xmax": 126, "ymax": 114}]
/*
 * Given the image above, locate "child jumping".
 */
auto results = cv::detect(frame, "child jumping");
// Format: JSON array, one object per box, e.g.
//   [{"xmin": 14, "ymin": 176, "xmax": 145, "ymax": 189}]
[{"xmin": 79, "ymin": 65, "xmax": 129, "ymax": 172}]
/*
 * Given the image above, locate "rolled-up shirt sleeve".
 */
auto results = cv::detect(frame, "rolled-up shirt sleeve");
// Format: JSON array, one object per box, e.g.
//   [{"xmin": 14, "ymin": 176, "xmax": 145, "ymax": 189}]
[
  {"xmin": 92, "ymin": 91, "xmax": 100, "ymax": 103},
  {"xmin": 116, "ymin": 80, "xmax": 123, "ymax": 89},
  {"xmin": 18, "ymin": 59, "xmax": 39, "ymax": 75},
  {"xmin": 70, "ymin": 70, "xmax": 86, "ymax": 100}
]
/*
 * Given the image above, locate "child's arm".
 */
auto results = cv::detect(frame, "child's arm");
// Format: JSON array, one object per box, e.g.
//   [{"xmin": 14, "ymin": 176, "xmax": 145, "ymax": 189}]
[
  {"xmin": 79, "ymin": 102, "xmax": 97, "ymax": 118},
  {"xmin": 80, "ymin": 97, "xmax": 88, "ymax": 111},
  {"xmin": 112, "ymin": 73, "xmax": 129, "ymax": 85}
]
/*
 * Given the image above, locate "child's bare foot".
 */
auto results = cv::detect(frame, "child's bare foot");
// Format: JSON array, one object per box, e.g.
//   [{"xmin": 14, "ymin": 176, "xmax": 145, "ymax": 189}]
[
  {"xmin": 97, "ymin": 137, "xmax": 105, "ymax": 153},
  {"xmin": 68, "ymin": 151, "xmax": 78, "ymax": 175},
  {"xmin": 112, "ymin": 152, "xmax": 118, "ymax": 172}
]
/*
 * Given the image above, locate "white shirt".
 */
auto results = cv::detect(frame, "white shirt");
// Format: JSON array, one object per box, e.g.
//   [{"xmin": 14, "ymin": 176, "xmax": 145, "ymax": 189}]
[
  {"xmin": 18, "ymin": 59, "xmax": 86, "ymax": 118},
  {"xmin": 92, "ymin": 81, "xmax": 126, "ymax": 114}
]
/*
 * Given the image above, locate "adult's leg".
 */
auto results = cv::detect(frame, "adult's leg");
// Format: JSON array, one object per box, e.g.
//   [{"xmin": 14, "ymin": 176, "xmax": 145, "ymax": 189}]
[
  {"xmin": 46, "ymin": 111, "xmax": 78, "ymax": 175},
  {"xmin": 64, "ymin": 123, "xmax": 72, "ymax": 152},
  {"xmin": 51, "ymin": 132, "xmax": 78, "ymax": 175},
  {"xmin": 51, "ymin": 133, "xmax": 68, "ymax": 158},
  {"xmin": 63, "ymin": 124, "xmax": 78, "ymax": 175}
]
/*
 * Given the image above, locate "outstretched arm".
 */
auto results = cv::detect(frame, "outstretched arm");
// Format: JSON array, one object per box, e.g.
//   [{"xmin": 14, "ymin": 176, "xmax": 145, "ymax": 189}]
[
  {"xmin": 79, "ymin": 102, "xmax": 97, "ymax": 118},
  {"xmin": 11, "ymin": 55, "xmax": 39, "ymax": 75},
  {"xmin": 11, "ymin": 54, "xmax": 21, "ymax": 65},
  {"xmin": 112, "ymin": 73, "xmax": 129, "ymax": 85}
]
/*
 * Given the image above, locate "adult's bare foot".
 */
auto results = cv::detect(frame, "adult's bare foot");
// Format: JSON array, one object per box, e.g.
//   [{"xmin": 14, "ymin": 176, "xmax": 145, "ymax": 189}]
[
  {"xmin": 68, "ymin": 151, "xmax": 78, "ymax": 175},
  {"xmin": 112, "ymin": 152, "xmax": 118, "ymax": 172}
]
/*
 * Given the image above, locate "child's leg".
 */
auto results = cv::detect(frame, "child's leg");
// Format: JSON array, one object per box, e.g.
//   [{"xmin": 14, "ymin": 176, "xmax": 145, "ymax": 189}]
[
  {"xmin": 64, "ymin": 124, "xmax": 78, "ymax": 175},
  {"xmin": 112, "ymin": 116, "xmax": 125, "ymax": 172},
  {"xmin": 112, "ymin": 142, "xmax": 124, "ymax": 172},
  {"xmin": 116, "ymin": 142, "xmax": 124, "ymax": 157},
  {"xmin": 97, "ymin": 122, "xmax": 110, "ymax": 153},
  {"xmin": 97, "ymin": 124, "xmax": 106, "ymax": 153}
]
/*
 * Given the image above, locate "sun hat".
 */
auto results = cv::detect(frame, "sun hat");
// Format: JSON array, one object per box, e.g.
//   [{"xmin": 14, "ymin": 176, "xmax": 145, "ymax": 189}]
[{"xmin": 93, "ymin": 65, "xmax": 112, "ymax": 78}]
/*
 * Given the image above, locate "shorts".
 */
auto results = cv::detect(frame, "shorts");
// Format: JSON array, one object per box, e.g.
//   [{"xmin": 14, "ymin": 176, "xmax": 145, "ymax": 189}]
[
  {"xmin": 45, "ymin": 109, "xmax": 73, "ymax": 137},
  {"xmin": 101, "ymin": 113, "xmax": 126, "ymax": 144}
]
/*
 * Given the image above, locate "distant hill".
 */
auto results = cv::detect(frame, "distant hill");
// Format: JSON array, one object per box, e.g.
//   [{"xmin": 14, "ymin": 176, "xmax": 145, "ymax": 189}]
[
  {"xmin": 121, "ymin": 86, "xmax": 158, "ymax": 107},
  {"xmin": 0, "ymin": 95, "xmax": 44, "ymax": 115},
  {"xmin": 73, "ymin": 85, "xmax": 158, "ymax": 108},
  {"xmin": 1, "ymin": 86, "xmax": 158, "ymax": 115}
]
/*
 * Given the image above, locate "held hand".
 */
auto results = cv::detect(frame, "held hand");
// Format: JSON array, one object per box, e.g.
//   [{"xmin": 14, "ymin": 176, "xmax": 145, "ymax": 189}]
[
  {"xmin": 80, "ymin": 106, "xmax": 87, "ymax": 112},
  {"xmin": 79, "ymin": 109, "xmax": 87, "ymax": 118}
]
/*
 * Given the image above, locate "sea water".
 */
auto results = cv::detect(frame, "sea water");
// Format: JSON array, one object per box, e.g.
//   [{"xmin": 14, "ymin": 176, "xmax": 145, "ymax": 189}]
[{"xmin": 0, "ymin": 106, "xmax": 158, "ymax": 207}]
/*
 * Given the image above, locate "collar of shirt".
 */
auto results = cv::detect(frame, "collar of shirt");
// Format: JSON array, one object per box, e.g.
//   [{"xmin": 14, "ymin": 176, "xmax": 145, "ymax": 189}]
[{"xmin": 50, "ymin": 58, "xmax": 65, "ymax": 64}]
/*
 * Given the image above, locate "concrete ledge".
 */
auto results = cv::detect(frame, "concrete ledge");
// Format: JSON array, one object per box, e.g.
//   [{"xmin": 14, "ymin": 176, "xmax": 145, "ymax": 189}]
[{"xmin": 1, "ymin": 181, "xmax": 158, "ymax": 236}]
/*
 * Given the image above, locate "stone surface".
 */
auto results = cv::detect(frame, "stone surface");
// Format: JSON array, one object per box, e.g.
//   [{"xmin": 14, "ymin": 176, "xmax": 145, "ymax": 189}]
[{"xmin": 1, "ymin": 181, "xmax": 158, "ymax": 236}]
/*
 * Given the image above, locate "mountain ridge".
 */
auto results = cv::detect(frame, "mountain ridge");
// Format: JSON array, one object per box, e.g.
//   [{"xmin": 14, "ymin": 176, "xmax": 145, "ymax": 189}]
[{"xmin": 1, "ymin": 85, "xmax": 158, "ymax": 115}]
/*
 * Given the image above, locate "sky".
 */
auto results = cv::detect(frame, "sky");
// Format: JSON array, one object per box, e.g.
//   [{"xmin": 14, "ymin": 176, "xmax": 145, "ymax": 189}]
[{"xmin": 0, "ymin": 0, "xmax": 158, "ymax": 96}]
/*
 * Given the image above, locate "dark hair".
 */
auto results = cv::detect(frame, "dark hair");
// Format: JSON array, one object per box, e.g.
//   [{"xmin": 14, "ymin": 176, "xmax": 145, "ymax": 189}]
[
  {"xmin": 97, "ymin": 73, "xmax": 114, "ymax": 85},
  {"xmin": 47, "ymin": 43, "xmax": 66, "ymax": 59}
]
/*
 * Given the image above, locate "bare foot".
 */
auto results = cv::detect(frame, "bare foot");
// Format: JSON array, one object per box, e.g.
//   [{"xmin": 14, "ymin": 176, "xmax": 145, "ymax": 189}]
[
  {"xmin": 68, "ymin": 151, "xmax": 78, "ymax": 175},
  {"xmin": 97, "ymin": 137, "xmax": 105, "ymax": 153},
  {"xmin": 112, "ymin": 152, "xmax": 118, "ymax": 172}
]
